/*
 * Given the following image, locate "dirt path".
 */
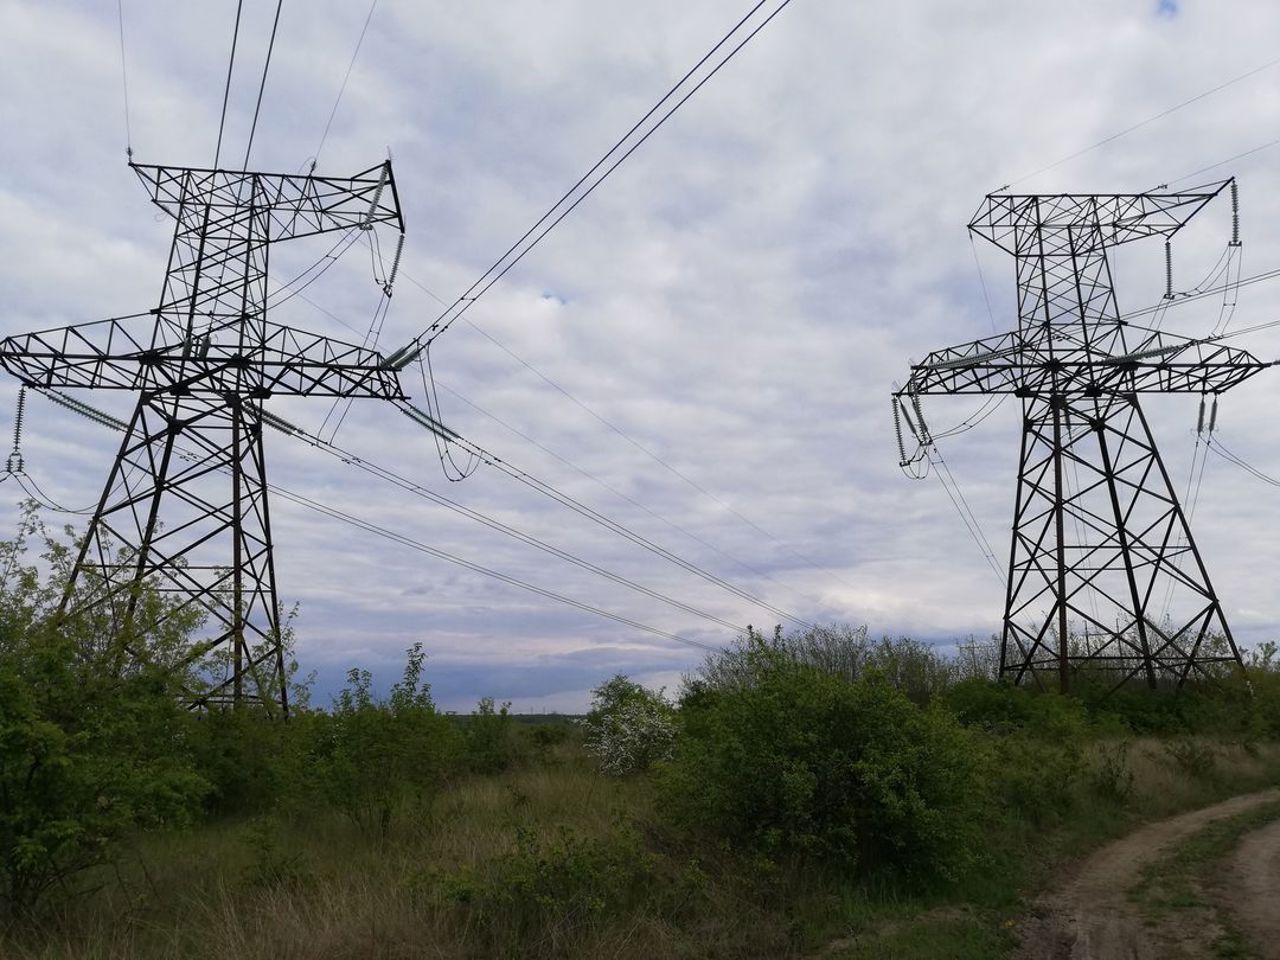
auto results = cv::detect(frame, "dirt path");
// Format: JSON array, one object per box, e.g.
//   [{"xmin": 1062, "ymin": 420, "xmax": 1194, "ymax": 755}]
[
  {"xmin": 1221, "ymin": 816, "xmax": 1280, "ymax": 957},
  {"xmin": 1015, "ymin": 787, "xmax": 1280, "ymax": 960}
]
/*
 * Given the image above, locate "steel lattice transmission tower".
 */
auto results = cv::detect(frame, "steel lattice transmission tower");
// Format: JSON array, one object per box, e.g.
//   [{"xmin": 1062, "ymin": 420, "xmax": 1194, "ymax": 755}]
[
  {"xmin": 0, "ymin": 161, "xmax": 407, "ymax": 714},
  {"xmin": 895, "ymin": 181, "xmax": 1271, "ymax": 691}
]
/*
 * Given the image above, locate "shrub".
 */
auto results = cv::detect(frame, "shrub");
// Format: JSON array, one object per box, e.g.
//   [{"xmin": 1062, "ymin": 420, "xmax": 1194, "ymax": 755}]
[
  {"xmin": 440, "ymin": 825, "xmax": 654, "ymax": 955},
  {"xmin": 0, "ymin": 508, "xmax": 209, "ymax": 919},
  {"xmin": 1164, "ymin": 737, "xmax": 1217, "ymax": 780},
  {"xmin": 698, "ymin": 624, "xmax": 956, "ymax": 705},
  {"xmin": 579, "ymin": 675, "xmax": 676, "ymax": 777},
  {"xmin": 1089, "ymin": 740, "xmax": 1135, "ymax": 804},
  {"xmin": 944, "ymin": 678, "xmax": 1088, "ymax": 740},
  {"xmin": 660, "ymin": 636, "xmax": 983, "ymax": 883},
  {"xmin": 464, "ymin": 697, "xmax": 517, "ymax": 774},
  {"xmin": 306, "ymin": 643, "xmax": 459, "ymax": 835},
  {"xmin": 988, "ymin": 732, "xmax": 1083, "ymax": 825}
]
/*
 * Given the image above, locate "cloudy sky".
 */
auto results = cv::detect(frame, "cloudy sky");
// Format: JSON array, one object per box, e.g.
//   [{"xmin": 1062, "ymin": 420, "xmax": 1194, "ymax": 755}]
[{"xmin": 1, "ymin": 0, "xmax": 1279, "ymax": 711}]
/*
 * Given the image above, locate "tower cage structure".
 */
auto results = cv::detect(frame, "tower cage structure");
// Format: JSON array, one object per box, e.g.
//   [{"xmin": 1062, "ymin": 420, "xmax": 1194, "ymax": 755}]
[
  {"xmin": 0, "ymin": 161, "xmax": 410, "ymax": 716},
  {"xmin": 894, "ymin": 181, "xmax": 1271, "ymax": 692}
]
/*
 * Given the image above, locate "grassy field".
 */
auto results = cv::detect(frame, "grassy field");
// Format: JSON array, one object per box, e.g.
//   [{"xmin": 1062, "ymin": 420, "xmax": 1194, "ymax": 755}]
[{"xmin": 9, "ymin": 735, "xmax": 1280, "ymax": 960}]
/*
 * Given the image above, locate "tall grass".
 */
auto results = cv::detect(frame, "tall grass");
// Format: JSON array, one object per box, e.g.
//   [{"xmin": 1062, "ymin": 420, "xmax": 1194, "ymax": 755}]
[{"xmin": 9, "ymin": 734, "xmax": 1280, "ymax": 960}]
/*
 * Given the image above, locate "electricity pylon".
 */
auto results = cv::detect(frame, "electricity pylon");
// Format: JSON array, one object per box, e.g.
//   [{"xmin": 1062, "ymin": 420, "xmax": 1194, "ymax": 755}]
[
  {"xmin": 895, "ymin": 182, "xmax": 1271, "ymax": 692},
  {"xmin": 0, "ymin": 161, "xmax": 408, "ymax": 714}
]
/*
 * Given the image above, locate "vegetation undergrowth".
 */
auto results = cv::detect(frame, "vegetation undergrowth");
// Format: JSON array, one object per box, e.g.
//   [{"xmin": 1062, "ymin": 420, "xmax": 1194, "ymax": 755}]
[{"xmin": 5, "ymin": 513, "xmax": 1280, "ymax": 958}]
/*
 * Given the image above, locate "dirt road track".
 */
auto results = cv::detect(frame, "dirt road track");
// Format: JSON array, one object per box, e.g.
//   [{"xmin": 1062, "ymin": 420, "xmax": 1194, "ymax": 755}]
[
  {"xmin": 1015, "ymin": 787, "xmax": 1280, "ymax": 960},
  {"xmin": 1222, "ymin": 815, "xmax": 1280, "ymax": 958}
]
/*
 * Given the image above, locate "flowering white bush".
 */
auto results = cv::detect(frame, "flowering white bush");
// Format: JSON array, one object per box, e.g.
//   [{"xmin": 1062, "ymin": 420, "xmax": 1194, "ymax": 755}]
[{"xmin": 579, "ymin": 676, "xmax": 677, "ymax": 777}]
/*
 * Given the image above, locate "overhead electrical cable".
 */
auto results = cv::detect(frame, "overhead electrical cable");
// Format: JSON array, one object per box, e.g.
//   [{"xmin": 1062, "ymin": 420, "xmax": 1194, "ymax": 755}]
[
  {"xmin": 433, "ymin": 381, "xmax": 826, "ymax": 606},
  {"xmin": 1116, "ymin": 262, "xmax": 1280, "ymax": 325},
  {"xmin": 396, "ymin": 268, "xmax": 862, "ymax": 592},
  {"xmin": 970, "ymin": 235, "xmax": 999, "ymax": 336},
  {"xmin": 13, "ymin": 390, "xmax": 726, "ymax": 654},
  {"xmin": 391, "ymin": 398, "xmax": 814, "ymax": 628},
  {"xmin": 266, "ymin": 483, "xmax": 720, "ymax": 652},
  {"xmin": 312, "ymin": 0, "xmax": 378, "ymax": 169},
  {"xmin": 115, "ymin": 0, "xmax": 133, "ymax": 156},
  {"xmin": 213, "ymin": 0, "xmax": 246, "ymax": 168},
  {"xmin": 265, "ymin": 230, "xmax": 363, "ymax": 310},
  {"xmin": 288, "ymin": 273, "xmax": 838, "ymax": 612},
  {"xmin": 262, "ymin": 414, "xmax": 749, "ymax": 632},
  {"xmin": 1006, "ymin": 54, "xmax": 1280, "ymax": 187},
  {"xmin": 1208, "ymin": 434, "xmax": 1280, "ymax": 488},
  {"xmin": 384, "ymin": 0, "xmax": 796, "ymax": 367},
  {"xmin": 243, "ymin": 0, "xmax": 285, "ymax": 168},
  {"xmin": 1168, "ymin": 136, "xmax": 1280, "ymax": 188},
  {"xmin": 927, "ymin": 447, "xmax": 1004, "ymax": 584}
]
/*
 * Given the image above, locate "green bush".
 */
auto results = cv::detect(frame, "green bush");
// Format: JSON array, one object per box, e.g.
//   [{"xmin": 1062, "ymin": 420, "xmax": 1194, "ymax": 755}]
[
  {"xmin": 1164, "ymin": 737, "xmax": 1217, "ymax": 780},
  {"xmin": 305, "ymin": 643, "xmax": 459, "ymax": 835},
  {"xmin": 579, "ymin": 675, "xmax": 676, "ymax": 777},
  {"xmin": 440, "ymin": 825, "xmax": 654, "ymax": 954},
  {"xmin": 697, "ymin": 624, "xmax": 956, "ymax": 705},
  {"xmin": 988, "ymin": 732, "xmax": 1083, "ymax": 825},
  {"xmin": 464, "ymin": 697, "xmax": 518, "ymax": 774},
  {"xmin": 660, "ymin": 636, "xmax": 984, "ymax": 883},
  {"xmin": 944, "ymin": 678, "xmax": 1088, "ymax": 740},
  {"xmin": 1089, "ymin": 740, "xmax": 1135, "ymax": 804},
  {"xmin": 0, "ymin": 508, "xmax": 209, "ymax": 919}
]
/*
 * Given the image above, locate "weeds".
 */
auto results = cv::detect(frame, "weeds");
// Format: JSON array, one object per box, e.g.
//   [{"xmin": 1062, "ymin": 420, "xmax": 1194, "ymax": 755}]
[
  {"xmin": 1166, "ymin": 737, "xmax": 1219, "ymax": 781},
  {"xmin": 1089, "ymin": 740, "xmax": 1135, "ymax": 803}
]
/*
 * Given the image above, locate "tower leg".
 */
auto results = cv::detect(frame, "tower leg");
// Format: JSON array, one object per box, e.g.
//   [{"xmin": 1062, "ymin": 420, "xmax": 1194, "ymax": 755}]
[
  {"xmin": 60, "ymin": 390, "xmax": 286, "ymax": 714},
  {"xmin": 1001, "ymin": 392, "xmax": 1240, "ymax": 689}
]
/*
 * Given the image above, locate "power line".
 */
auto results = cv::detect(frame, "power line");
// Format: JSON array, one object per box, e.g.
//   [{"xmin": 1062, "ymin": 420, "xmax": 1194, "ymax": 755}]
[
  {"xmin": 433, "ymin": 380, "xmax": 823, "ymax": 606},
  {"xmin": 213, "ymin": 0, "xmax": 246, "ymax": 168},
  {"xmin": 267, "ymin": 482, "xmax": 721, "ymax": 652},
  {"xmin": 243, "ymin": 0, "xmax": 285, "ymax": 169},
  {"xmin": 1007, "ymin": 54, "xmax": 1280, "ymax": 187},
  {"xmin": 1118, "ymin": 262, "xmax": 1280, "ymax": 325},
  {"xmin": 312, "ymin": 0, "xmax": 379, "ymax": 170},
  {"xmin": 387, "ymin": 0, "xmax": 795, "ymax": 365},
  {"xmin": 390, "ymin": 399, "xmax": 814, "ymax": 628},
  {"xmin": 1167, "ymin": 136, "xmax": 1280, "ymax": 188},
  {"xmin": 11, "ymin": 390, "xmax": 727, "ymax": 655},
  {"xmin": 1207, "ymin": 434, "xmax": 1280, "ymax": 488},
  {"xmin": 396, "ymin": 267, "xmax": 862, "ymax": 593},
  {"xmin": 927, "ymin": 446, "xmax": 1004, "ymax": 585},
  {"xmin": 288, "ymin": 271, "xmax": 835, "ymax": 612},
  {"xmin": 263, "ymin": 412, "xmax": 751, "ymax": 634},
  {"xmin": 115, "ymin": 0, "xmax": 133, "ymax": 157}
]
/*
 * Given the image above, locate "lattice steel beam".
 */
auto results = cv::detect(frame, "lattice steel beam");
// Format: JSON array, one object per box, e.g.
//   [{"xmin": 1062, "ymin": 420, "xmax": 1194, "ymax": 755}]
[
  {"xmin": 0, "ymin": 160, "xmax": 408, "ymax": 715},
  {"xmin": 896, "ymin": 181, "xmax": 1256, "ymax": 692}
]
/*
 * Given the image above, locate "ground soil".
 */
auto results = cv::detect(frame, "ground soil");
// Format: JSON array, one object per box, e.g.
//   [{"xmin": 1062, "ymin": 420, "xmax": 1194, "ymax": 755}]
[
  {"xmin": 1220, "ymin": 815, "xmax": 1280, "ymax": 959},
  {"xmin": 1014, "ymin": 787, "xmax": 1280, "ymax": 960}
]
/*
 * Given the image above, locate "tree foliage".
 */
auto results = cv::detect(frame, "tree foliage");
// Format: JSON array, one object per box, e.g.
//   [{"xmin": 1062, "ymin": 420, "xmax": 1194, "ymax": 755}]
[
  {"xmin": 579, "ymin": 675, "xmax": 676, "ymax": 777},
  {"xmin": 0, "ymin": 506, "xmax": 208, "ymax": 919},
  {"xmin": 305, "ymin": 643, "xmax": 458, "ymax": 835},
  {"xmin": 662, "ymin": 631, "xmax": 984, "ymax": 881}
]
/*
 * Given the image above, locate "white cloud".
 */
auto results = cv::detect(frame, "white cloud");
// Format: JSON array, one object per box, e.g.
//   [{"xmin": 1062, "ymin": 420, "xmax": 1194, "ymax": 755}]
[{"xmin": 2, "ymin": 0, "xmax": 1279, "ymax": 708}]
